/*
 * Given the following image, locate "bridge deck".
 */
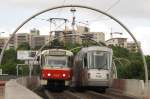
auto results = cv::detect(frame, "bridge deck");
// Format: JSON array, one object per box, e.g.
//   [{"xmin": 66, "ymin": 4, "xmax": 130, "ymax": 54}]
[{"xmin": 0, "ymin": 85, "xmax": 5, "ymax": 99}]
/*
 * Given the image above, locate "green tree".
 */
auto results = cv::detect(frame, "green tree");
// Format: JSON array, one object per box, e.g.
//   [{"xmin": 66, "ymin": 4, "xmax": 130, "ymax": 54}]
[
  {"xmin": 82, "ymin": 39, "xmax": 97, "ymax": 47},
  {"xmin": 50, "ymin": 39, "xmax": 64, "ymax": 48},
  {"xmin": 17, "ymin": 42, "xmax": 30, "ymax": 50},
  {"xmin": 0, "ymin": 63, "xmax": 17, "ymax": 74},
  {"xmin": 112, "ymin": 46, "xmax": 146, "ymax": 79},
  {"xmin": 64, "ymin": 42, "xmax": 81, "ymax": 54},
  {"xmin": 112, "ymin": 46, "xmax": 130, "ymax": 58},
  {"xmin": 117, "ymin": 60, "xmax": 144, "ymax": 79},
  {"xmin": 2, "ymin": 49, "xmax": 17, "ymax": 64},
  {"xmin": 0, "ymin": 49, "xmax": 23, "ymax": 75}
]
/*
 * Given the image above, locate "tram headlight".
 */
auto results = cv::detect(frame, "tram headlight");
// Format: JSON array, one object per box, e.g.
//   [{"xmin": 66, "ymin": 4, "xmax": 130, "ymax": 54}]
[
  {"xmin": 62, "ymin": 74, "xmax": 66, "ymax": 77},
  {"xmin": 47, "ymin": 73, "xmax": 51, "ymax": 76}
]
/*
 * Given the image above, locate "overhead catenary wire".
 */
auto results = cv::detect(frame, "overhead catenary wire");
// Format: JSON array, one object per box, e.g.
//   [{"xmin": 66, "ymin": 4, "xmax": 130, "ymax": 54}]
[
  {"xmin": 54, "ymin": 21, "xmax": 67, "ymax": 30},
  {"xmin": 88, "ymin": 0, "xmax": 121, "ymax": 23},
  {"xmin": 30, "ymin": 0, "xmax": 120, "ymax": 33},
  {"xmin": 105, "ymin": 0, "xmax": 120, "ymax": 12},
  {"xmin": 56, "ymin": 0, "xmax": 67, "ymax": 17}
]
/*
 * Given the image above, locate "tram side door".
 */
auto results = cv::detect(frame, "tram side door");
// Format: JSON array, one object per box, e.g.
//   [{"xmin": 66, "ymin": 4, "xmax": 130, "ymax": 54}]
[{"xmin": 82, "ymin": 54, "xmax": 88, "ymax": 86}]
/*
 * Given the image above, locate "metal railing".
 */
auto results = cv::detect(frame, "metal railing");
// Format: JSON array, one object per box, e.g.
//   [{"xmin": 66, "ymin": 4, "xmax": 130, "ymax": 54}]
[{"xmin": 0, "ymin": 75, "xmax": 18, "ymax": 81}]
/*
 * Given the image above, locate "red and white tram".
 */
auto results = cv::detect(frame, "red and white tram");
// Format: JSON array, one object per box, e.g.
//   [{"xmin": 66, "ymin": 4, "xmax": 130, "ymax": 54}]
[{"xmin": 40, "ymin": 49, "xmax": 73, "ymax": 88}]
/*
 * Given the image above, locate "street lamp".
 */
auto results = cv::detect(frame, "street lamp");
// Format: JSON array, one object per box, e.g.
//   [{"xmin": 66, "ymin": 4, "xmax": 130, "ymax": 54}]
[
  {"xmin": 0, "ymin": 32, "xmax": 5, "ymax": 33},
  {"xmin": 110, "ymin": 32, "xmax": 122, "ymax": 39}
]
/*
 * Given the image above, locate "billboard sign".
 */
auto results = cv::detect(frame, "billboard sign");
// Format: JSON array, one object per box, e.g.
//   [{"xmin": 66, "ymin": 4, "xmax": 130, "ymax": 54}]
[{"xmin": 17, "ymin": 50, "xmax": 37, "ymax": 60}]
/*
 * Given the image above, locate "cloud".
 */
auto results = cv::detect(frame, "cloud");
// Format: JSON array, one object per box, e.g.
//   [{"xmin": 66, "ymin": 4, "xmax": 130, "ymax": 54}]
[
  {"xmin": 107, "ymin": 0, "xmax": 150, "ymax": 19},
  {"xmin": 1, "ymin": 0, "xmax": 150, "ymax": 20},
  {"xmin": 0, "ymin": 0, "xmax": 62, "ymax": 9},
  {"xmin": 0, "ymin": 0, "xmax": 150, "ymax": 55},
  {"xmin": 133, "ymin": 27, "xmax": 150, "ymax": 55}
]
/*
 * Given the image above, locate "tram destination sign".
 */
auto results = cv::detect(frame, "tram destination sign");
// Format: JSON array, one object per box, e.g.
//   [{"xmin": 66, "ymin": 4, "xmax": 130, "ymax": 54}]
[{"xmin": 49, "ymin": 51, "xmax": 66, "ymax": 56}]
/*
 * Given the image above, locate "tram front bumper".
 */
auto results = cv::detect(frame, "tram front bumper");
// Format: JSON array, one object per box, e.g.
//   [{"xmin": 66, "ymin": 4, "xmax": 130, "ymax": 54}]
[{"xmin": 87, "ymin": 80, "xmax": 109, "ymax": 87}]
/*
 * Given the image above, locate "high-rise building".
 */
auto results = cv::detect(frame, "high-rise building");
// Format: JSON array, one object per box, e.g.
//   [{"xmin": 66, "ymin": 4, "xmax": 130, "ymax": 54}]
[
  {"xmin": 29, "ymin": 28, "xmax": 40, "ymax": 47},
  {"xmin": 85, "ymin": 32, "xmax": 105, "ymax": 43},
  {"xmin": 15, "ymin": 33, "xmax": 29, "ymax": 48},
  {"xmin": 64, "ymin": 31, "xmax": 75, "ymax": 44},
  {"xmin": 53, "ymin": 30, "xmax": 76, "ymax": 44},
  {"xmin": 9, "ymin": 33, "xmax": 30, "ymax": 49},
  {"xmin": 54, "ymin": 31, "xmax": 64, "ymax": 41},
  {"xmin": 76, "ymin": 25, "xmax": 89, "ymax": 33},
  {"xmin": 60, "ymin": 26, "xmax": 105, "ymax": 44},
  {"xmin": 76, "ymin": 26, "xmax": 90, "ymax": 44},
  {"xmin": 9, "ymin": 34, "xmax": 15, "ymax": 49},
  {"xmin": 30, "ymin": 35, "xmax": 47, "ymax": 49},
  {"xmin": 30, "ymin": 28, "xmax": 40, "ymax": 36}
]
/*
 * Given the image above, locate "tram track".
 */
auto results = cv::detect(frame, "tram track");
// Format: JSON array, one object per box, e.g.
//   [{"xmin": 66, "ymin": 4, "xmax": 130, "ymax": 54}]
[
  {"xmin": 85, "ymin": 91, "xmax": 119, "ymax": 99},
  {"xmin": 37, "ymin": 87, "xmax": 139, "ymax": 99},
  {"xmin": 74, "ymin": 91, "xmax": 116, "ymax": 99},
  {"xmin": 44, "ymin": 90, "xmax": 83, "ymax": 99},
  {"xmin": 44, "ymin": 90, "xmax": 119, "ymax": 99}
]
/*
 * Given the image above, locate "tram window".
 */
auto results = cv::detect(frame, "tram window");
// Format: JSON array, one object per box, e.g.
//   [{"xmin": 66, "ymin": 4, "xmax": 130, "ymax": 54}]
[
  {"xmin": 84, "ymin": 54, "xmax": 87, "ymax": 67},
  {"xmin": 68, "ymin": 56, "xmax": 73, "ymax": 67},
  {"xmin": 41, "ymin": 56, "xmax": 45, "ymax": 66},
  {"xmin": 87, "ymin": 51, "xmax": 108, "ymax": 69},
  {"xmin": 45, "ymin": 56, "xmax": 67, "ymax": 67},
  {"xmin": 71, "ymin": 57, "xmax": 74, "ymax": 66}
]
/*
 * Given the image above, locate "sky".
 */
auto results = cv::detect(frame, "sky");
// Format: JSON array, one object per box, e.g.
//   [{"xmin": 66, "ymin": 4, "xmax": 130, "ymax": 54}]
[{"xmin": 0, "ymin": 0, "xmax": 150, "ymax": 55}]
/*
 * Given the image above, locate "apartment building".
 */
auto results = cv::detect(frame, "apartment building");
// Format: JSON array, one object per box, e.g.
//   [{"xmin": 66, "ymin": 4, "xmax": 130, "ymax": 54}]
[
  {"xmin": 15, "ymin": 33, "xmax": 29, "ymax": 48},
  {"xmin": 127, "ymin": 41, "xmax": 141, "ymax": 53},
  {"xmin": 0, "ymin": 37, "xmax": 7, "ymax": 49},
  {"xmin": 106, "ymin": 38, "xmax": 127, "ymax": 48},
  {"xmin": 30, "ymin": 35, "xmax": 47, "ymax": 49}
]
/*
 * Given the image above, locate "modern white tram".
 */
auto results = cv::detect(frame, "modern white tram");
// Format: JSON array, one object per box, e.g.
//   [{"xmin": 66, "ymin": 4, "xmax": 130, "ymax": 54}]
[{"xmin": 72, "ymin": 46, "xmax": 115, "ymax": 89}]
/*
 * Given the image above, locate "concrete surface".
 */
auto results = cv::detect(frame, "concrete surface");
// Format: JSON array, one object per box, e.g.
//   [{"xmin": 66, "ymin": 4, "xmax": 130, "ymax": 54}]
[
  {"xmin": 5, "ymin": 79, "xmax": 42, "ymax": 99},
  {"xmin": 148, "ymin": 81, "xmax": 150, "ymax": 98},
  {"xmin": 110, "ymin": 79, "xmax": 145, "ymax": 98},
  {"xmin": 16, "ymin": 76, "xmax": 40, "ymax": 90},
  {"xmin": 148, "ymin": 80, "xmax": 150, "ymax": 95},
  {"xmin": 125, "ymin": 79, "xmax": 144, "ymax": 97},
  {"xmin": 0, "ymin": 86, "xmax": 4, "ymax": 99}
]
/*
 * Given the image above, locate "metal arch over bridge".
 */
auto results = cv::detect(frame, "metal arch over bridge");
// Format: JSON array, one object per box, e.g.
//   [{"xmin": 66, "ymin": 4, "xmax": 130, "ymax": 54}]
[{"xmin": 0, "ymin": 5, "xmax": 148, "ymax": 93}]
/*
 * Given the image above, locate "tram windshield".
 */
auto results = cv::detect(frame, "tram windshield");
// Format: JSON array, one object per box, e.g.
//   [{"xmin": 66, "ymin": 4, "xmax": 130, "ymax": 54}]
[
  {"xmin": 87, "ymin": 51, "xmax": 109, "ymax": 69},
  {"xmin": 44, "ymin": 56, "xmax": 68, "ymax": 67}
]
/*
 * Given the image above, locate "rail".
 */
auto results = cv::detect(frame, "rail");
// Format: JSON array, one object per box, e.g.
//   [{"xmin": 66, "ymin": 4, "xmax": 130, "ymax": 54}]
[
  {"xmin": 43, "ymin": 90, "xmax": 140, "ymax": 99},
  {"xmin": 44, "ymin": 90, "xmax": 83, "ymax": 99},
  {"xmin": 0, "ymin": 75, "xmax": 18, "ymax": 81}
]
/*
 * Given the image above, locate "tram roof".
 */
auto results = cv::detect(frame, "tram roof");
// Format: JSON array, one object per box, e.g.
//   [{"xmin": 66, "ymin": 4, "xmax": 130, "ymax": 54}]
[{"xmin": 80, "ymin": 46, "xmax": 112, "ymax": 53}]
